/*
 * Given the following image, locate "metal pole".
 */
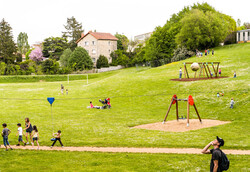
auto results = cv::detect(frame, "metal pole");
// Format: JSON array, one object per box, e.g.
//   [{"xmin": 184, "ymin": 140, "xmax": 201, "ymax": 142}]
[{"xmin": 51, "ymin": 104, "xmax": 54, "ymax": 133}]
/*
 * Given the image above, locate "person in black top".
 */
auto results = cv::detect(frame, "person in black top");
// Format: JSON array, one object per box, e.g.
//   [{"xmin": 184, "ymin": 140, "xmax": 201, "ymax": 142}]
[{"xmin": 201, "ymin": 136, "xmax": 224, "ymax": 172}]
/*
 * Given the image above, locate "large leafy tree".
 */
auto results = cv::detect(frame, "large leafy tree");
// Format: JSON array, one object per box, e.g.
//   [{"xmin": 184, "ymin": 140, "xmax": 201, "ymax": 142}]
[
  {"xmin": 0, "ymin": 18, "xmax": 17, "ymax": 64},
  {"xmin": 17, "ymin": 32, "xmax": 30, "ymax": 55},
  {"xmin": 60, "ymin": 48, "xmax": 72, "ymax": 67},
  {"xmin": 62, "ymin": 17, "xmax": 84, "ymax": 50},
  {"xmin": 114, "ymin": 33, "xmax": 129, "ymax": 51},
  {"xmin": 42, "ymin": 37, "xmax": 68, "ymax": 60},
  {"xmin": 144, "ymin": 2, "xmax": 236, "ymax": 61},
  {"xmin": 69, "ymin": 47, "xmax": 93, "ymax": 70}
]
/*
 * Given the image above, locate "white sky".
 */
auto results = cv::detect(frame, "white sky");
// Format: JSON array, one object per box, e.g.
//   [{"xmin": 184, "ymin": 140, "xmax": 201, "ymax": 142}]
[{"xmin": 0, "ymin": 0, "xmax": 249, "ymax": 44}]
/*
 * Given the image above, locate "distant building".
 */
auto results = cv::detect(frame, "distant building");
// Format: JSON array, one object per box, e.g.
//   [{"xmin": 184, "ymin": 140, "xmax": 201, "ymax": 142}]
[
  {"xmin": 134, "ymin": 32, "xmax": 153, "ymax": 42},
  {"xmin": 237, "ymin": 29, "xmax": 250, "ymax": 43},
  {"xmin": 76, "ymin": 31, "xmax": 118, "ymax": 66}
]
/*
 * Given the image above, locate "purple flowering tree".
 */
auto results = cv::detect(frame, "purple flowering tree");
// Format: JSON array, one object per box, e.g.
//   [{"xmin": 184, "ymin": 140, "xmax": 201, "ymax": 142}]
[{"xmin": 29, "ymin": 47, "xmax": 45, "ymax": 62}]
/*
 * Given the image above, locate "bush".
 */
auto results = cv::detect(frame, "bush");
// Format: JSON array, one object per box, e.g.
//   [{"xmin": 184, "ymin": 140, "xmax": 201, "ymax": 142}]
[
  {"xmin": 96, "ymin": 55, "xmax": 109, "ymax": 69},
  {"xmin": 171, "ymin": 46, "xmax": 194, "ymax": 62},
  {"xmin": 60, "ymin": 48, "xmax": 72, "ymax": 67},
  {"xmin": 69, "ymin": 47, "xmax": 93, "ymax": 71},
  {"xmin": 41, "ymin": 59, "xmax": 59, "ymax": 74}
]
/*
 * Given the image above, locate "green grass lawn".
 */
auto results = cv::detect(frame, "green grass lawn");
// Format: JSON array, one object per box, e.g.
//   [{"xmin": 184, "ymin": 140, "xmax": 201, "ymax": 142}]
[
  {"xmin": 0, "ymin": 43, "xmax": 249, "ymax": 170},
  {"xmin": 0, "ymin": 150, "xmax": 249, "ymax": 172}
]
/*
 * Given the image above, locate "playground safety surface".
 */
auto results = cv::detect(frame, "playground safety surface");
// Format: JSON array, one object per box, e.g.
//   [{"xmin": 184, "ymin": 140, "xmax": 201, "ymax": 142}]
[{"xmin": 133, "ymin": 119, "xmax": 231, "ymax": 132}]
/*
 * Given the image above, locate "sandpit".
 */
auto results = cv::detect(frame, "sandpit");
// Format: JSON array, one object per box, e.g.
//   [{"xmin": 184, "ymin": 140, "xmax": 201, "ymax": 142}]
[{"xmin": 133, "ymin": 119, "xmax": 231, "ymax": 132}]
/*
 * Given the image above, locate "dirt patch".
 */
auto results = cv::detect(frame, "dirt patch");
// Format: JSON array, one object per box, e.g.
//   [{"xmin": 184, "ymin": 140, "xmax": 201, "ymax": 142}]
[
  {"xmin": 171, "ymin": 76, "xmax": 228, "ymax": 82},
  {"xmin": 133, "ymin": 119, "xmax": 231, "ymax": 132}
]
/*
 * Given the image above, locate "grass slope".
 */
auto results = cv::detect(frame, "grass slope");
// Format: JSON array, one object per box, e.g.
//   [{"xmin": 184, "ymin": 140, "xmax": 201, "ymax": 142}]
[
  {"xmin": 0, "ymin": 43, "xmax": 249, "ymax": 150},
  {"xmin": 0, "ymin": 150, "xmax": 249, "ymax": 171}
]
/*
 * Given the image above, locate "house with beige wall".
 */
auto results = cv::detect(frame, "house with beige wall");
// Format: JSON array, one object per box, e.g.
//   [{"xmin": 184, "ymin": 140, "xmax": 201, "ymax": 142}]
[
  {"xmin": 237, "ymin": 29, "xmax": 250, "ymax": 43},
  {"xmin": 76, "ymin": 31, "xmax": 118, "ymax": 66}
]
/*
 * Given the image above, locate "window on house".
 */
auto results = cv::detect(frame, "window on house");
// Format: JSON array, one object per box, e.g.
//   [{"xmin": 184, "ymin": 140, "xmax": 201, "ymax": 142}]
[
  {"xmin": 85, "ymin": 41, "xmax": 89, "ymax": 46},
  {"xmin": 108, "ymin": 49, "xmax": 111, "ymax": 53},
  {"xmin": 108, "ymin": 41, "xmax": 111, "ymax": 45},
  {"xmin": 92, "ymin": 49, "xmax": 96, "ymax": 54},
  {"xmin": 92, "ymin": 41, "xmax": 96, "ymax": 45},
  {"xmin": 92, "ymin": 58, "xmax": 95, "ymax": 62}
]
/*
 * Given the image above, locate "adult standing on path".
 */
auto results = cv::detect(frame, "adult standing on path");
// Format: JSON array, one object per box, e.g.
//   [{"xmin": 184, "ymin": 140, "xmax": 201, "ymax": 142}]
[
  {"xmin": 179, "ymin": 68, "xmax": 182, "ymax": 80},
  {"xmin": 201, "ymin": 136, "xmax": 225, "ymax": 172}
]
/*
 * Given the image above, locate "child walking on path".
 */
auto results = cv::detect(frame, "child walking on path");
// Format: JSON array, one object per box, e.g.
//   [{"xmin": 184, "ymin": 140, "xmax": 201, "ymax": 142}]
[
  {"xmin": 230, "ymin": 98, "xmax": 235, "ymax": 109},
  {"xmin": 31, "ymin": 125, "xmax": 39, "ymax": 150},
  {"xmin": 24, "ymin": 118, "xmax": 32, "ymax": 144},
  {"xmin": 51, "ymin": 130, "xmax": 64, "ymax": 148},
  {"xmin": 16, "ymin": 123, "xmax": 26, "ymax": 146},
  {"xmin": 2, "ymin": 123, "xmax": 13, "ymax": 151}
]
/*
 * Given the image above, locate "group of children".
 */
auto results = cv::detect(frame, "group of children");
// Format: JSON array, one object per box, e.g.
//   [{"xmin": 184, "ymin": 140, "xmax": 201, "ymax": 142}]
[
  {"xmin": 60, "ymin": 84, "xmax": 68, "ymax": 95},
  {"xmin": 1, "ymin": 117, "xmax": 63, "ymax": 151},
  {"xmin": 196, "ymin": 49, "xmax": 214, "ymax": 57}
]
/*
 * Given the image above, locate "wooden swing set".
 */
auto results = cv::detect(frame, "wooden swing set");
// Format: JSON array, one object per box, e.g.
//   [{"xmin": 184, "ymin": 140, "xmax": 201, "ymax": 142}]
[
  {"xmin": 162, "ymin": 95, "xmax": 202, "ymax": 127},
  {"xmin": 183, "ymin": 62, "xmax": 220, "ymax": 78}
]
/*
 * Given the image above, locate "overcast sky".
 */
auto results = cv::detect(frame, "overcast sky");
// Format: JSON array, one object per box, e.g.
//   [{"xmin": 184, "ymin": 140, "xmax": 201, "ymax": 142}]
[{"xmin": 0, "ymin": 0, "xmax": 249, "ymax": 44}]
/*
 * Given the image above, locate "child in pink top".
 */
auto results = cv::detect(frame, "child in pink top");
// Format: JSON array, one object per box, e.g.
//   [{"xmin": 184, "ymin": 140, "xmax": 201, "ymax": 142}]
[{"xmin": 219, "ymin": 68, "xmax": 221, "ymax": 76}]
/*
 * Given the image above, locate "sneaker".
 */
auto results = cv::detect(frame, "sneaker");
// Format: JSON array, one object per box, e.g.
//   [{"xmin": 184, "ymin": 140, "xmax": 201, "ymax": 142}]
[
  {"xmin": 37, "ymin": 147, "xmax": 40, "ymax": 150},
  {"xmin": 16, "ymin": 144, "xmax": 20, "ymax": 146},
  {"xmin": 26, "ymin": 142, "xmax": 29, "ymax": 144},
  {"xmin": 62, "ymin": 146, "xmax": 64, "ymax": 148},
  {"xmin": 24, "ymin": 143, "xmax": 26, "ymax": 146},
  {"xmin": 5, "ymin": 149, "xmax": 8, "ymax": 151},
  {"xmin": 10, "ymin": 148, "xmax": 13, "ymax": 150}
]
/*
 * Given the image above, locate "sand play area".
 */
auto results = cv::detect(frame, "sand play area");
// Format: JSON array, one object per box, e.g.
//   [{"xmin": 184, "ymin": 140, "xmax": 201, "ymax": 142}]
[{"xmin": 133, "ymin": 119, "xmax": 231, "ymax": 132}]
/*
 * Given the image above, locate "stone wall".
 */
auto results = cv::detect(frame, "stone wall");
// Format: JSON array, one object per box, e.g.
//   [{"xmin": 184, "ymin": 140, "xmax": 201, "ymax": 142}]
[{"xmin": 97, "ymin": 65, "xmax": 123, "ymax": 73}]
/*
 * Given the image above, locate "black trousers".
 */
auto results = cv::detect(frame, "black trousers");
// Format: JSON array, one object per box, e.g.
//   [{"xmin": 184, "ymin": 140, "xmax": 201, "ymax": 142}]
[{"xmin": 51, "ymin": 138, "xmax": 63, "ymax": 146}]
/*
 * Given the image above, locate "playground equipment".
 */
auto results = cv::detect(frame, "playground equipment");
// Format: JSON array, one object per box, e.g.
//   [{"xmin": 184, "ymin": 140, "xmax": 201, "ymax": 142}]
[
  {"xmin": 183, "ymin": 62, "xmax": 220, "ymax": 79},
  {"xmin": 162, "ymin": 95, "xmax": 202, "ymax": 127}
]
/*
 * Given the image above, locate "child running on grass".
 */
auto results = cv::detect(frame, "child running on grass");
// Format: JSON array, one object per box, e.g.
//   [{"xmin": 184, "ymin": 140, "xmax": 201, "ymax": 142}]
[
  {"xmin": 51, "ymin": 130, "xmax": 64, "ymax": 148},
  {"xmin": 16, "ymin": 123, "xmax": 26, "ymax": 146},
  {"xmin": 31, "ymin": 125, "xmax": 39, "ymax": 150},
  {"xmin": 24, "ymin": 117, "xmax": 32, "ymax": 144},
  {"xmin": 2, "ymin": 123, "xmax": 13, "ymax": 151}
]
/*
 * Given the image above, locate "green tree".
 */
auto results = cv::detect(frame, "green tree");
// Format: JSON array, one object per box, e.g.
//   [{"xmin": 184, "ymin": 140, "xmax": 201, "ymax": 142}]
[
  {"xmin": 25, "ymin": 48, "xmax": 34, "ymax": 60},
  {"xmin": 96, "ymin": 55, "xmax": 109, "ymax": 69},
  {"xmin": 60, "ymin": 48, "xmax": 72, "ymax": 67},
  {"xmin": 17, "ymin": 32, "xmax": 30, "ymax": 55},
  {"xmin": 62, "ymin": 17, "xmax": 84, "ymax": 50},
  {"xmin": 111, "ymin": 50, "xmax": 129, "ymax": 67},
  {"xmin": 0, "ymin": 18, "xmax": 17, "ymax": 64},
  {"xmin": 69, "ymin": 47, "xmax": 93, "ymax": 71},
  {"xmin": 114, "ymin": 33, "xmax": 129, "ymax": 51},
  {"xmin": 42, "ymin": 37, "xmax": 68, "ymax": 60}
]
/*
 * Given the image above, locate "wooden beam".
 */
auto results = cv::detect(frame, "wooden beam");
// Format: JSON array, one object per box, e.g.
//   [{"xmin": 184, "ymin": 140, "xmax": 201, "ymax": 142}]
[
  {"xmin": 206, "ymin": 63, "xmax": 212, "ymax": 78},
  {"xmin": 193, "ymin": 103, "xmax": 202, "ymax": 123},
  {"xmin": 187, "ymin": 101, "xmax": 190, "ymax": 127},
  {"xmin": 203, "ymin": 63, "xmax": 209, "ymax": 78},
  {"xmin": 184, "ymin": 64, "xmax": 189, "ymax": 79},
  {"xmin": 163, "ymin": 98, "xmax": 174, "ymax": 123},
  {"xmin": 211, "ymin": 63, "xmax": 217, "ymax": 77}
]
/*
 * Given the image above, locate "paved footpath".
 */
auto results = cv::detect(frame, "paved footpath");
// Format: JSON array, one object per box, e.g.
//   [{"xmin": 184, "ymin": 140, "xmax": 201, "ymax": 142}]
[{"xmin": 2, "ymin": 145, "xmax": 250, "ymax": 155}]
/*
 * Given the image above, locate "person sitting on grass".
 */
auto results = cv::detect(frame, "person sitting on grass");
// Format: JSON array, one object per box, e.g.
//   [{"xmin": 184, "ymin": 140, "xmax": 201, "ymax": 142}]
[
  {"xmin": 31, "ymin": 125, "xmax": 39, "ymax": 150},
  {"xmin": 1, "ymin": 123, "xmax": 13, "ymax": 151},
  {"xmin": 99, "ymin": 98, "xmax": 111, "ymax": 109},
  {"xmin": 87, "ymin": 101, "xmax": 101, "ymax": 109},
  {"xmin": 51, "ymin": 130, "xmax": 64, "ymax": 148},
  {"xmin": 217, "ymin": 92, "xmax": 220, "ymax": 98},
  {"xmin": 16, "ymin": 123, "xmax": 26, "ymax": 146}
]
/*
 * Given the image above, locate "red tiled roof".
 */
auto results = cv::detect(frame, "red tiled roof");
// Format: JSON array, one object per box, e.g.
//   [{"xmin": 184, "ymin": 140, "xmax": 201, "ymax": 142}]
[{"xmin": 76, "ymin": 31, "xmax": 118, "ymax": 43}]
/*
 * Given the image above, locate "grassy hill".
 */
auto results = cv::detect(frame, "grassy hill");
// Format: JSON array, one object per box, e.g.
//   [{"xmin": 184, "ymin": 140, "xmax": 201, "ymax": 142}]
[{"xmin": 0, "ymin": 43, "xmax": 249, "ymax": 171}]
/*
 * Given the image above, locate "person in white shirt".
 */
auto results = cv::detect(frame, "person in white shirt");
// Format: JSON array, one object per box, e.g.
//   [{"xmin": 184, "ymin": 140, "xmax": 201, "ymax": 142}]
[
  {"xmin": 16, "ymin": 123, "xmax": 26, "ymax": 146},
  {"xmin": 179, "ymin": 68, "xmax": 182, "ymax": 79}
]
